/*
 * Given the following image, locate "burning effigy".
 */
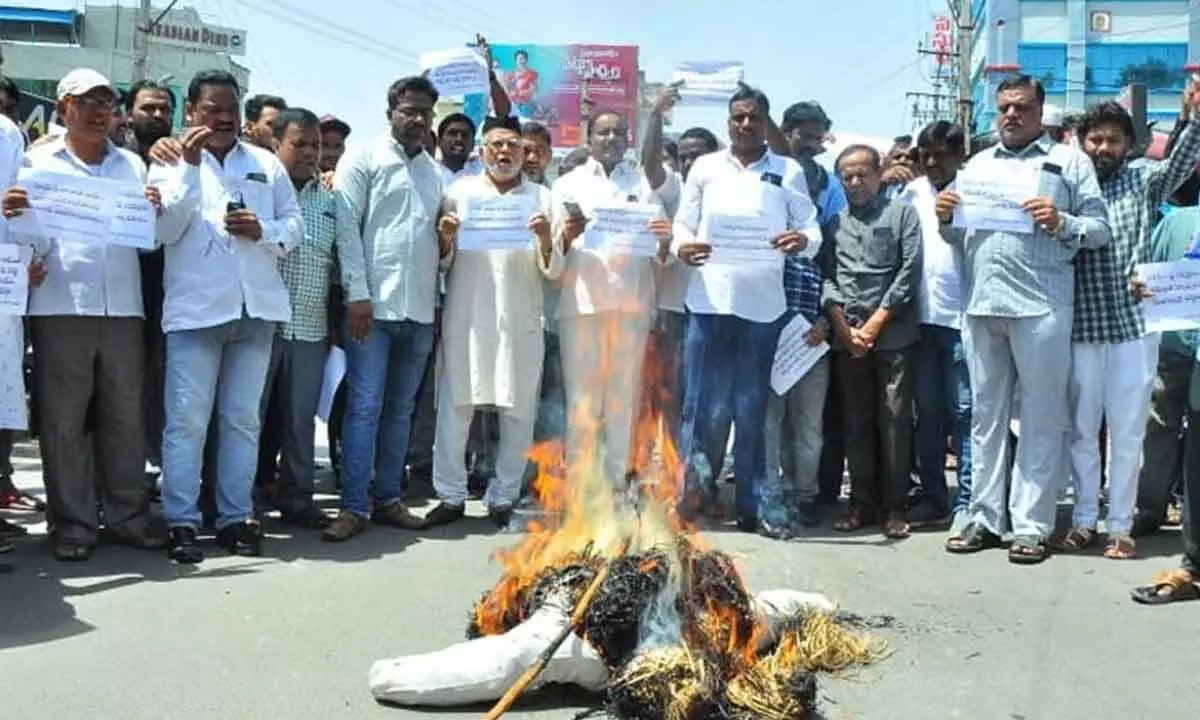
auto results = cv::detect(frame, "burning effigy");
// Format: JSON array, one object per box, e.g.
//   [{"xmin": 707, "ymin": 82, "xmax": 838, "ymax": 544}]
[{"xmin": 369, "ymin": 400, "xmax": 890, "ymax": 718}]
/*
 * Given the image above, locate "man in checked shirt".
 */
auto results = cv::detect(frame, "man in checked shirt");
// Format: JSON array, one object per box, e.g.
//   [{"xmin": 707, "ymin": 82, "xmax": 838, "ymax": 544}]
[{"xmin": 1058, "ymin": 82, "xmax": 1200, "ymax": 561}]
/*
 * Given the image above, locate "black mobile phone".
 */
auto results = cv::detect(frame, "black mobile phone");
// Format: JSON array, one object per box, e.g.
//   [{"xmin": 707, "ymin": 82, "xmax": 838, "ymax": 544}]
[{"xmin": 227, "ymin": 193, "xmax": 246, "ymax": 213}]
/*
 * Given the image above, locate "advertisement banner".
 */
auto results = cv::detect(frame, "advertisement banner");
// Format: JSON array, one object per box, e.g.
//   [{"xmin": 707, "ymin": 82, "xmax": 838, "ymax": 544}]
[{"xmin": 463, "ymin": 43, "xmax": 639, "ymax": 149}]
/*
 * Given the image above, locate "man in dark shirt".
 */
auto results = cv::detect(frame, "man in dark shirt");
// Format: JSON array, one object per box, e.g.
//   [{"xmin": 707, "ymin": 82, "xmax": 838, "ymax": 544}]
[{"xmin": 822, "ymin": 145, "xmax": 922, "ymax": 539}]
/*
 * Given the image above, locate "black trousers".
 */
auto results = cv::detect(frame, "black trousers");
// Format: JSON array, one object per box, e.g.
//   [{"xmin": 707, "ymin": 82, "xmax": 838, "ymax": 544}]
[{"xmin": 836, "ymin": 346, "xmax": 917, "ymax": 516}]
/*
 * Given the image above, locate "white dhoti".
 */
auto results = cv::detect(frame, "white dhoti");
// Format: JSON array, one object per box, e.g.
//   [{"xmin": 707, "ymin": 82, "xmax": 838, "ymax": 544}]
[
  {"xmin": 1068, "ymin": 335, "xmax": 1160, "ymax": 535},
  {"xmin": 557, "ymin": 311, "xmax": 651, "ymax": 487}
]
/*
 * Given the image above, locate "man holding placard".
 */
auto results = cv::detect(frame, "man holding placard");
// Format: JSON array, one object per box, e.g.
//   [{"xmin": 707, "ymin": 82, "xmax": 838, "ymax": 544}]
[
  {"xmin": 1059, "ymin": 91, "xmax": 1200, "ymax": 561},
  {"xmin": 551, "ymin": 99, "xmax": 679, "ymax": 493},
  {"xmin": 937, "ymin": 75, "xmax": 1110, "ymax": 565},
  {"xmin": 3, "ymin": 68, "xmax": 164, "ymax": 562},
  {"xmin": 425, "ymin": 116, "xmax": 562, "ymax": 528},
  {"xmin": 673, "ymin": 84, "xmax": 819, "ymax": 531},
  {"xmin": 823, "ymin": 145, "xmax": 922, "ymax": 539},
  {"xmin": 149, "ymin": 70, "xmax": 303, "ymax": 563}
]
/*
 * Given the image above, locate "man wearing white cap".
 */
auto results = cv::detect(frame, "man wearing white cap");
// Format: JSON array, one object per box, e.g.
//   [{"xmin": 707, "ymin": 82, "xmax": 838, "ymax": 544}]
[
  {"xmin": 1043, "ymin": 104, "xmax": 1066, "ymax": 143},
  {"xmin": 1, "ymin": 68, "xmax": 165, "ymax": 561}
]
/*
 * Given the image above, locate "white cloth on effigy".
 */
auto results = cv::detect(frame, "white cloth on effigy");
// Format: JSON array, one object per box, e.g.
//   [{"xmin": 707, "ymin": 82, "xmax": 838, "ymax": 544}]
[{"xmin": 367, "ymin": 588, "xmax": 835, "ymax": 707}]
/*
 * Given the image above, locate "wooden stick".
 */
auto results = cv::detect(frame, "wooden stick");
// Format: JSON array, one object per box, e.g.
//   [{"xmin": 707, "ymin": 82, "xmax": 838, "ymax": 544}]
[{"xmin": 482, "ymin": 541, "xmax": 630, "ymax": 719}]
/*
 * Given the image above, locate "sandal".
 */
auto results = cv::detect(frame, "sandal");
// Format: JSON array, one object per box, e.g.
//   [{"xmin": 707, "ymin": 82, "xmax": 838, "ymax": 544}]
[
  {"xmin": 1008, "ymin": 536, "xmax": 1048, "ymax": 565},
  {"xmin": 945, "ymin": 522, "xmax": 1004, "ymax": 554},
  {"xmin": 53, "ymin": 541, "xmax": 94, "ymax": 563},
  {"xmin": 833, "ymin": 507, "xmax": 875, "ymax": 533},
  {"xmin": 1103, "ymin": 534, "xmax": 1136, "ymax": 560},
  {"xmin": 1131, "ymin": 570, "xmax": 1200, "ymax": 605},
  {"xmin": 883, "ymin": 514, "xmax": 911, "ymax": 539},
  {"xmin": 1055, "ymin": 527, "xmax": 1096, "ymax": 553},
  {"xmin": 1166, "ymin": 504, "xmax": 1183, "ymax": 527}
]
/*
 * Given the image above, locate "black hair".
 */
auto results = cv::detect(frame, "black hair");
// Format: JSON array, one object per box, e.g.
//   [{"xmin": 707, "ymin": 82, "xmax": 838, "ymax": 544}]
[
  {"xmin": 835, "ymin": 144, "xmax": 882, "ymax": 172},
  {"xmin": 124, "ymin": 79, "xmax": 175, "ymax": 114},
  {"xmin": 245, "ymin": 94, "xmax": 287, "ymax": 122},
  {"xmin": 1076, "ymin": 101, "xmax": 1136, "ymax": 143},
  {"xmin": 916, "ymin": 120, "xmax": 966, "ymax": 157},
  {"xmin": 387, "ymin": 75, "xmax": 439, "ymax": 111},
  {"xmin": 271, "ymin": 107, "xmax": 320, "ymax": 139},
  {"xmin": 892, "ymin": 134, "xmax": 913, "ymax": 146},
  {"xmin": 0, "ymin": 74, "xmax": 21, "ymax": 104},
  {"xmin": 187, "ymin": 70, "xmax": 240, "ymax": 104},
  {"xmin": 515, "ymin": 50, "xmax": 529, "ymax": 60},
  {"xmin": 679, "ymin": 126, "xmax": 720, "ymax": 152},
  {"xmin": 481, "ymin": 115, "xmax": 522, "ymax": 136},
  {"xmin": 664, "ymin": 139, "xmax": 679, "ymax": 163},
  {"xmin": 521, "ymin": 120, "xmax": 551, "ymax": 146},
  {"xmin": 729, "ymin": 84, "xmax": 770, "ymax": 116},
  {"xmin": 437, "ymin": 112, "xmax": 476, "ymax": 139},
  {"xmin": 780, "ymin": 101, "xmax": 830, "ymax": 133},
  {"xmin": 996, "ymin": 74, "xmax": 1046, "ymax": 105},
  {"xmin": 588, "ymin": 108, "xmax": 627, "ymax": 136}
]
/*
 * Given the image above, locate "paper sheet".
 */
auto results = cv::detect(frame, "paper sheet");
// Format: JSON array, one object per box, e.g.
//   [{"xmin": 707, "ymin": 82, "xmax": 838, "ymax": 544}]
[
  {"xmin": 1136, "ymin": 260, "xmax": 1200, "ymax": 332},
  {"xmin": 770, "ymin": 314, "xmax": 829, "ymax": 396}
]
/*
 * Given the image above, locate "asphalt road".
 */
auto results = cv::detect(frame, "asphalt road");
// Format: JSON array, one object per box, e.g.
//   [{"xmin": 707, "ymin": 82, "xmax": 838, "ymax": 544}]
[{"xmin": 2, "ymin": 440, "xmax": 1196, "ymax": 720}]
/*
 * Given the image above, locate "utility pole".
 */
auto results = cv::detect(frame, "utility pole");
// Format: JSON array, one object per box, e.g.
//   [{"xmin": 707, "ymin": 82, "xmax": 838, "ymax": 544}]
[
  {"xmin": 131, "ymin": 0, "xmax": 153, "ymax": 83},
  {"xmin": 950, "ymin": 0, "xmax": 975, "ymax": 153}
]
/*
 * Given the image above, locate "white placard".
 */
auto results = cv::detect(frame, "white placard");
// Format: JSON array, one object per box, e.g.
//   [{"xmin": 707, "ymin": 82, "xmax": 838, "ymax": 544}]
[
  {"xmin": 1136, "ymin": 260, "xmax": 1200, "ymax": 332},
  {"xmin": 705, "ymin": 212, "xmax": 782, "ymax": 263},
  {"xmin": 420, "ymin": 47, "xmax": 491, "ymax": 97},
  {"xmin": 770, "ymin": 314, "xmax": 829, "ymax": 396},
  {"xmin": 0, "ymin": 244, "xmax": 31, "ymax": 316},
  {"xmin": 316, "ymin": 346, "xmax": 346, "ymax": 423},
  {"xmin": 8, "ymin": 168, "xmax": 156, "ymax": 249},
  {"xmin": 457, "ymin": 195, "xmax": 535, "ymax": 251},
  {"xmin": 585, "ymin": 203, "xmax": 659, "ymax": 257},
  {"xmin": 951, "ymin": 166, "xmax": 1037, "ymax": 234},
  {"xmin": 672, "ymin": 61, "xmax": 744, "ymax": 105}
]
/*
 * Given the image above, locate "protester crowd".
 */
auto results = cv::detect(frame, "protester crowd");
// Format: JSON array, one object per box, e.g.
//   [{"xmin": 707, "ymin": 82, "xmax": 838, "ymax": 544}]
[{"xmin": 0, "ymin": 48, "xmax": 1198, "ymax": 605}]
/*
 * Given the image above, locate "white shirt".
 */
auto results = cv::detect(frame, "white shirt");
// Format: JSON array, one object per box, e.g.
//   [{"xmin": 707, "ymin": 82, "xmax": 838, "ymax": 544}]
[
  {"xmin": 23, "ymin": 135, "xmax": 147, "ymax": 318},
  {"xmin": 335, "ymin": 132, "xmax": 444, "ymax": 324},
  {"xmin": 439, "ymin": 155, "xmax": 484, "ymax": 189},
  {"xmin": 656, "ymin": 170, "xmax": 691, "ymax": 312},
  {"xmin": 0, "ymin": 115, "xmax": 23, "ymax": 243},
  {"xmin": 672, "ymin": 149, "xmax": 820, "ymax": 323},
  {"xmin": 551, "ymin": 157, "xmax": 680, "ymax": 319},
  {"xmin": 900, "ymin": 177, "xmax": 964, "ymax": 330},
  {"xmin": 149, "ymin": 141, "xmax": 303, "ymax": 333}
]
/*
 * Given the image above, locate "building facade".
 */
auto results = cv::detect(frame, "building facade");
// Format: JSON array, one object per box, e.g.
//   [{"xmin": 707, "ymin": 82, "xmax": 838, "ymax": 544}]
[
  {"xmin": 0, "ymin": 3, "xmax": 248, "ymax": 138},
  {"xmin": 971, "ymin": 0, "xmax": 1199, "ymax": 132}
]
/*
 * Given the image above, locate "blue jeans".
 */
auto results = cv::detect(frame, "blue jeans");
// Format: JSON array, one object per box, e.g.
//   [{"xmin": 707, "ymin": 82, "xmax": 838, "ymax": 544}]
[
  {"xmin": 162, "ymin": 317, "xmax": 276, "ymax": 531},
  {"xmin": 680, "ymin": 313, "xmax": 782, "ymax": 520},
  {"xmin": 915, "ymin": 324, "xmax": 972, "ymax": 513},
  {"xmin": 340, "ymin": 318, "xmax": 434, "ymax": 517}
]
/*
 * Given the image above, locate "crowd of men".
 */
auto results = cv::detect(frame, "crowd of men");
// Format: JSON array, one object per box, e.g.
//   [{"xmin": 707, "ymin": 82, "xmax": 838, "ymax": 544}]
[{"xmin": 0, "ymin": 49, "xmax": 1198, "ymax": 605}]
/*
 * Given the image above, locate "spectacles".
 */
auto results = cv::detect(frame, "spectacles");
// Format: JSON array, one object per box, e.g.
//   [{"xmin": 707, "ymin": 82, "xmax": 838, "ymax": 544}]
[
  {"xmin": 485, "ymin": 139, "xmax": 522, "ymax": 152},
  {"xmin": 72, "ymin": 94, "xmax": 118, "ymax": 111},
  {"xmin": 393, "ymin": 106, "xmax": 433, "ymax": 119}
]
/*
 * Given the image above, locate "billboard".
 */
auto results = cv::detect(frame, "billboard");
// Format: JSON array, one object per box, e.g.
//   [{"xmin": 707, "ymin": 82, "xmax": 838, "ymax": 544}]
[{"xmin": 464, "ymin": 43, "xmax": 639, "ymax": 149}]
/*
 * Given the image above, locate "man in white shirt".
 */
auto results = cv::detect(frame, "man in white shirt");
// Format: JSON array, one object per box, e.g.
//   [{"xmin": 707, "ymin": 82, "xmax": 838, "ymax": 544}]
[
  {"xmin": 672, "ymin": 84, "xmax": 820, "ymax": 532},
  {"xmin": 2, "ymin": 68, "xmax": 164, "ymax": 561},
  {"xmin": 551, "ymin": 108, "xmax": 678, "ymax": 492},
  {"xmin": 902, "ymin": 120, "xmax": 970, "ymax": 528},
  {"xmin": 325, "ymin": 75, "xmax": 446, "ymax": 542},
  {"xmin": 149, "ymin": 70, "xmax": 303, "ymax": 563},
  {"xmin": 426, "ymin": 116, "xmax": 563, "ymax": 527}
]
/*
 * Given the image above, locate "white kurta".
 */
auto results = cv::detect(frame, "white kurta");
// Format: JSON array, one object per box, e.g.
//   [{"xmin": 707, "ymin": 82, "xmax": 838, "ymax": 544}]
[{"xmin": 440, "ymin": 174, "xmax": 564, "ymax": 419}]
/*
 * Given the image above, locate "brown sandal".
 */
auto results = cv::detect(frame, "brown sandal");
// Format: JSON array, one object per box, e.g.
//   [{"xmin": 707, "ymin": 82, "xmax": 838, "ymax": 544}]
[
  {"xmin": 884, "ymin": 513, "xmax": 910, "ymax": 539},
  {"xmin": 833, "ymin": 507, "xmax": 875, "ymax": 533},
  {"xmin": 1104, "ymin": 534, "xmax": 1136, "ymax": 560},
  {"xmin": 1131, "ymin": 570, "xmax": 1200, "ymax": 605},
  {"xmin": 1055, "ymin": 527, "xmax": 1096, "ymax": 552}
]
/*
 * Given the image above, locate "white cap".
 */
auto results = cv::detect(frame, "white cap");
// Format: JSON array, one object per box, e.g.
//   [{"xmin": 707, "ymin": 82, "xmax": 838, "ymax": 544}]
[
  {"xmin": 1042, "ymin": 103, "xmax": 1064, "ymax": 128},
  {"xmin": 56, "ymin": 68, "xmax": 117, "ymax": 101}
]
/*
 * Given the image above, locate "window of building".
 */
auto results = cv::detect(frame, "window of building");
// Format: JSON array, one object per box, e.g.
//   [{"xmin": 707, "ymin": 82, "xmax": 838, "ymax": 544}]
[
  {"xmin": 1017, "ymin": 43, "xmax": 1068, "ymax": 92},
  {"xmin": 1086, "ymin": 43, "xmax": 1187, "ymax": 93}
]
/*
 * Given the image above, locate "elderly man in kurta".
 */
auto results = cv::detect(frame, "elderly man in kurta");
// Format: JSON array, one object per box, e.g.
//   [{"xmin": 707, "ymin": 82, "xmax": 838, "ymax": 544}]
[{"xmin": 426, "ymin": 116, "xmax": 564, "ymax": 529}]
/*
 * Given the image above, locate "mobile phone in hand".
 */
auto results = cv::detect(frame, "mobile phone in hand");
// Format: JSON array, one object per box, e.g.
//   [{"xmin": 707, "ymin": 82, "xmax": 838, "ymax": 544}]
[{"xmin": 564, "ymin": 201, "xmax": 583, "ymax": 218}]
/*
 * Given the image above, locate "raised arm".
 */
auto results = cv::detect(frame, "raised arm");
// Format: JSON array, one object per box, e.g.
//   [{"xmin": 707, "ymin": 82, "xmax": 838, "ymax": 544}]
[{"xmin": 642, "ymin": 83, "xmax": 680, "ymax": 192}]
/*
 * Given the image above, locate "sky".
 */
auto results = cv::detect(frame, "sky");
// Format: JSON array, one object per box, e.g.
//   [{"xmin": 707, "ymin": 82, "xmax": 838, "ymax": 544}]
[{"xmin": 44, "ymin": 0, "xmax": 945, "ymax": 151}]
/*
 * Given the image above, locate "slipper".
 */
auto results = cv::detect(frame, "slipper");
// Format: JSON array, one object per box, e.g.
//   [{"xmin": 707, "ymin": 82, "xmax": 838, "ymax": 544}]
[
  {"xmin": 833, "ymin": 507, "xmax": 876, "ymax": 533},
  {"xmin": 945, "ymin": 522, "xmax": 1004, "ymax": 554},
  {"xmin": 1055, "ymin": 527, "xmax": 1096, "ymax": 553},
  {"xmin": 1103, "ymin": 534, "xmax": 1136, "ymax": 560},
  {"xmin": 1008, "ymin": 536, "xmax": 1048, "ymax": 565},
  {"xmin": 883, "ymin": 517, "xmax": 911, "ymax": 539},
  {"xmin": 1131, "ymin": 570, "xmax": 1200, "ymax": 605},
  {"xmin": 53, "ymin": 541, "xmax": 94, "ymax": 563}
]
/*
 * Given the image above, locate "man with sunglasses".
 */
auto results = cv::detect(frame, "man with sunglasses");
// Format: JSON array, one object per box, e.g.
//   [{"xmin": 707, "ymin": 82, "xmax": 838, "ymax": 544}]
[{"xmin": 3, "ymin": 69, "xmax": 165, "ymax": 561}]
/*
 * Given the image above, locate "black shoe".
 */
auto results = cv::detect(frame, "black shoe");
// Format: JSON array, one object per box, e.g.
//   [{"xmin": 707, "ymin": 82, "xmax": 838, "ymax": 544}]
[
  {"xmin": 215, "ymin": 520, "xmax": 263, "ymax": 557},
  {"xmin": 167, "ymin": 527, "xmax": 204, "ymax": 564},
  {"xmin": 425, "ymin": 502, "xmax": 465, "ymax": 528},
  {"xmin": 487, "ymin": 505, "xmax": 513, "ymax": 528},
  {"xmin": 280, "ymin": 506, "xmax": 332, "ymax": 530},
  {"xmin": 758, "ymin": 520, "xmax": 792, "ymax": 540},
  {"xmin": 736, "ymin": 516, "xmax": 758, "ymax": 533}
]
